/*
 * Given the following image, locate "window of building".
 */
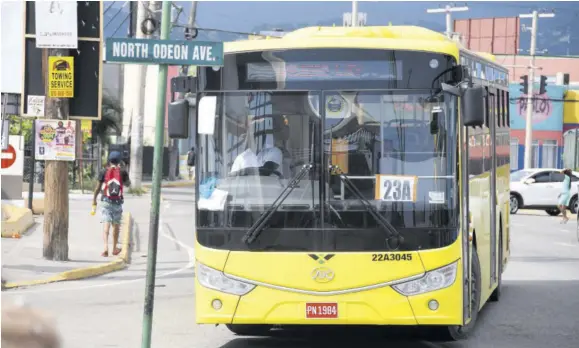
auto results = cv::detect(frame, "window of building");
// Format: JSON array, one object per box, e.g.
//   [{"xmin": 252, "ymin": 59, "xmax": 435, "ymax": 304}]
[
  {"xmin": 510, "ymin": 138, "xmax": 519, "ymax": 170},
  {"xmin": 541, "ymin": 140, "xmax": 558, "ymax": 169}
]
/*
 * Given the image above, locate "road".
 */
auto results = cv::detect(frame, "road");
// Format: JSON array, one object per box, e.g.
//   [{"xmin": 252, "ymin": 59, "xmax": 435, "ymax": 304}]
[{"xmin": 2, "ymin": 187, "xmax": 579, "ymax": 348}]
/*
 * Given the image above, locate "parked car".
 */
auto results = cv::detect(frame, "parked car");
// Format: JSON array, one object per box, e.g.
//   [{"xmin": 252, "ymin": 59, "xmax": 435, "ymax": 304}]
[{"xmin": 510, "ymin": 168, "xmax": 579, "ymax": 215}]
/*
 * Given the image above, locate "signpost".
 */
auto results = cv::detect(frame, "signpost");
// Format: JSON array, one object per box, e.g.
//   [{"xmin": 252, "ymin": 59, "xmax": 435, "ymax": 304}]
[
  {"xmin": 105, "ymin": 38, "xmax": 224, "ymax": 66},
  {"xmin": 103, "ymin": 5, "xmax": 224, "ymax": 346}
]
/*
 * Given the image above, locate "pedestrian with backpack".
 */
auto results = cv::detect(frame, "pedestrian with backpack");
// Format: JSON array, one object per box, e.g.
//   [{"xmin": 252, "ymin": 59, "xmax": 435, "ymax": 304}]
[{"xmin": 92, "ymin": 151, "xmax": 130, "ymax": 257}]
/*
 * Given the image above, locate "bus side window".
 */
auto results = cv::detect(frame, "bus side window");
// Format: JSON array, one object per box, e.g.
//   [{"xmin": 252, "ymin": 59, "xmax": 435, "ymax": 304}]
[
  {"xmin": 496, "ymin": 90, "xmax": 502, "ymax": 128},
  {"xmin": 484, "ymin": 87, "xmax": 490, "ymax": 127},
  {"xmin": 506, "ymin": 91, "xmax": 510, "ymax": 127}
]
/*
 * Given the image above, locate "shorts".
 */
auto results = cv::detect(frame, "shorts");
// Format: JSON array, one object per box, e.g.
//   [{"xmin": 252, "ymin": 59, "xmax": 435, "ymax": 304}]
[{"xmin": 100, "ymin": 201, "xmax": 123, "ymax": 224}]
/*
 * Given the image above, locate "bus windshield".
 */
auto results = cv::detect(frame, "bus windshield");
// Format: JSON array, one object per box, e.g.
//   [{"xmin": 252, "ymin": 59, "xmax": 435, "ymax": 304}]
[{"xmin": 196, "ymin": 90, "xmax": 458, "ymax": 237}]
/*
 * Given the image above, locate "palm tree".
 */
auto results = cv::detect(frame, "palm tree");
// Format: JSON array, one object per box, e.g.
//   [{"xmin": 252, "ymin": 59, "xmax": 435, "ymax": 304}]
[{"xmin": 92, "ymin": 93, "xmax": 123, "ymax": 143}]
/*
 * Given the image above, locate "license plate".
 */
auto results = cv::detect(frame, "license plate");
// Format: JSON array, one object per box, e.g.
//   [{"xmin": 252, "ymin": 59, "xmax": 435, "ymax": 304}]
[{"xmin": 305, "ymin": 303, "xmax": 338, "ymax": 319}]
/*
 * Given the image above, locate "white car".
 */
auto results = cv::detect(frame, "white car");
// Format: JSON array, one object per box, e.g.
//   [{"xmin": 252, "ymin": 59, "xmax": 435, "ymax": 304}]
[{"xmin": 510, "ymin": 168, "xmax": 579, "ymax": 215}]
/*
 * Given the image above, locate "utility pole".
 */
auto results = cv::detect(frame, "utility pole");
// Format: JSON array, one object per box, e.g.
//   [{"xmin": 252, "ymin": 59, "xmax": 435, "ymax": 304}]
[
  {"xmin": 176, "ymin": 1, "xmax": 197, "ymax": 156},
  {"xmin": 141, "ymin": 2, "xmax": 170, "ymax": 347},
  {"xmin": 426, "ymin": 4, "xmax": 469, "ymax": 38},
  {"xmin": 519, "ymin": 10, "xmax": 555, "ymax": 169},
  {"xmin": 128, "ymin": 1, "xmax": 150, "ymax": 190},
  {"xmin": 42, "ymin": 48, "xmax": 69, "ymax": 261},
  {"xmin": 351, "ymin": 1, "xmax": 358, "ymax": 27}
]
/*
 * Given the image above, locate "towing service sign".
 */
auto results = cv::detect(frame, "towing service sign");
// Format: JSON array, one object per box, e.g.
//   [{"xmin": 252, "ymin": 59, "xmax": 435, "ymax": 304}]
[{"xmin": 48, "ymin": 56, "xmax": 74, "ymax": 98}]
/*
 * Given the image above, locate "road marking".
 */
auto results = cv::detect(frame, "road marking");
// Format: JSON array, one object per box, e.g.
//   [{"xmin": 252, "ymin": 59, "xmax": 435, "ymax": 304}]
[
  {"xmin": 559, "ymin": 229, "xmax": 571, "ymax": 233},
  {"xmin": 3, "ymin": 201, "xmax": 195, "ymax": 295},
  {"xmin": 555, "ymin": 242, "xmax": 578, "ymax": 248}
]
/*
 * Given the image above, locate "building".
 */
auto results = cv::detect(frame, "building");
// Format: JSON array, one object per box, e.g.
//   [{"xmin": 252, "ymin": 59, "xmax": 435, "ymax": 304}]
[
  {"xmin": 454, "ymin": 16, "xmax": 579, "ymax": 171},
  {"xmin": 508, "ymin": 83, "xmax": 567, "ymax": 170}
]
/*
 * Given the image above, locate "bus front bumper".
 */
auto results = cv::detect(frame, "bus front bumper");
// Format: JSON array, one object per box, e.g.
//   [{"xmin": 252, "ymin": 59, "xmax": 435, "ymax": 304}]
[{"xmin": 195, "ymin": 277, "xmax": 463, "ymax": 326}]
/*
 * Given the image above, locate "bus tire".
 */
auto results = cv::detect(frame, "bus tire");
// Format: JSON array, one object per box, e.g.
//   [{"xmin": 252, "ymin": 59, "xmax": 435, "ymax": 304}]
[
  {"xmin": 490, "ymin": 224, "xmax": 503, "ymax": 302},
  {"xmin": 225, "ymin": 324, "xmax": 272, "ymax": 336},
  {"xmin": 443, "ymin": 247, "xmax": 482, "ymax": 341}
]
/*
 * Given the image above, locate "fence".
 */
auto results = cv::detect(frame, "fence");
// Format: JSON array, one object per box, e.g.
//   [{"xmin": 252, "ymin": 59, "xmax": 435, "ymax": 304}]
[{"xmin": 23, "ymin": 138, "xmax": 104, "ymax": 192}]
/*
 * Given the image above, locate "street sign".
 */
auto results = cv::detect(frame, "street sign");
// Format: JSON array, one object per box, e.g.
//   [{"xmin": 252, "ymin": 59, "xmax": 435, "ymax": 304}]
[
  {"xmin": 105, "ymin": 38, "xmax": 224, "ymax": 66},
  {"xmin": 48, "ymin": 56, "xmax": 74, "ymax": 98},
  {"xmin": 1, "ymin": 144, "xmax": 17, "ymax": 169},
  {"xmin": 35, "ymin": 1, "xmax": 78, "ymax": 49}
]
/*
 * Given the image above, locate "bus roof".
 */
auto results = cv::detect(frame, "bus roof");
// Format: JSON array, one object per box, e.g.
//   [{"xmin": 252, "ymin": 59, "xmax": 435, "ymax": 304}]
[{"xmin": 225, "ymin": 25, "xmax": 461, "ymax": 58}]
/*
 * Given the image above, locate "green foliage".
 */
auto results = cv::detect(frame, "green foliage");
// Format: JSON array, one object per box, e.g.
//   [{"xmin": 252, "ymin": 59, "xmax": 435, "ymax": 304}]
[
  {"xmin": 7, "ymin": 115, "xmax": 33, "ymax": 143},
  {"xmin": 92, "ymin": 93, "xmax": 123, "ymax": 144}
]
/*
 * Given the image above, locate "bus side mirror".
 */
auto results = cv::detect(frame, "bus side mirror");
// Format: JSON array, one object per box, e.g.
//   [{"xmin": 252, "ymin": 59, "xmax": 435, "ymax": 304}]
[
  {"xmin": 168, "ymin": 99, "xmax": 190, "ymax": 139},
  {"xmin": 462, "ymin": 86, "xmax": 485, "ymax": 127}
]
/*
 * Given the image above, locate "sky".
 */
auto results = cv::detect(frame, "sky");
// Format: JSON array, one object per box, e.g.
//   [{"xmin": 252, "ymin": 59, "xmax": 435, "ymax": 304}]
[{"xmin": 104, "ymin": 1, "xmax": 579, "ymax": 56}]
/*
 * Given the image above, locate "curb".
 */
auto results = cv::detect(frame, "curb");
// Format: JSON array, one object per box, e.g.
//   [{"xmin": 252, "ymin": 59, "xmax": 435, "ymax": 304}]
[
  {"xmin": 143, "ymin": 180, "xmax": 195, "ymax": 191},
  {"xmin": 1, "ymin": 204, "xmax": 35, "ymax": 239},
  {"xmin": 517, "ymin": 209, "xmax": 578, "ymax": 217},
  {"xmin": 2, "ymin": 212, "xmax": 133, "ymax": 290}
]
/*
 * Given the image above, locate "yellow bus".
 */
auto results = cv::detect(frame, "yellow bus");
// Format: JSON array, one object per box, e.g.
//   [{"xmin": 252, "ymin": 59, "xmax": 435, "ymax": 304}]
[{"xmin": 173, "ymin": 25, "xmax": 511, "ymax": 340}]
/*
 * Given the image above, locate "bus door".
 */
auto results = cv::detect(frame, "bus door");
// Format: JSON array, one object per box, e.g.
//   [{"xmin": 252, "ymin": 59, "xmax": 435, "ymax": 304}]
[
  {"xmin": 488, "ymin": 92, "xmax": 497, "ymax": 285},
  {"xmin": 461, "ymin": 113, "xmax": 473, "ymax": 326}
]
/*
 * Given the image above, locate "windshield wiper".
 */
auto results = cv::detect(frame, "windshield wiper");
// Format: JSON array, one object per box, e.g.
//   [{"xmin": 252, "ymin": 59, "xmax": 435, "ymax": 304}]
[
  {"xmin": 242, "ymin": 163, "xmax": 314, "ymax": 245},
  {"xmin": 329, "ymin": 164, "xmax": 404, "ymax": 250}
]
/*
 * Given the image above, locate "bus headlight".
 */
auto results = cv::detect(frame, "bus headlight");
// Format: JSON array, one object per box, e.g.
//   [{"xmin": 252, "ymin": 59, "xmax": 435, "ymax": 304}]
[
  {"xmin": 392, "ymin": 261, "xmax": 458, "ymax": 296},
  {"xmin": 196, "ymin": 262, "xmax": 256, "ymax": 296}
]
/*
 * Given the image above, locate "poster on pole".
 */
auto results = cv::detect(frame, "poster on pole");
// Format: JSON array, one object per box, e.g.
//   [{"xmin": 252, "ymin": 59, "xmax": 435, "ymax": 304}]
[
  {"xmin": 34, "ymin": 1, "xmax": 78, "ymax": 49},
  {"xmin": 48, "ymin": 56, "xmax": 74, "ymax": 98},
  {"xmin": 35, "ymin": 119, "xmax": 76, "ymax": 161},
  {"xmin": 27, "ymin": 95, "xmax": 45, "ymax": 117}
]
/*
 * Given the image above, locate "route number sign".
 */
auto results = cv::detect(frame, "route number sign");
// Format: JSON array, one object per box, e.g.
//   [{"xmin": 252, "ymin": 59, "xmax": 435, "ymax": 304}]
[{"xmin": 376, "ymin": 175, "xmax": 418, "ymax": 202}]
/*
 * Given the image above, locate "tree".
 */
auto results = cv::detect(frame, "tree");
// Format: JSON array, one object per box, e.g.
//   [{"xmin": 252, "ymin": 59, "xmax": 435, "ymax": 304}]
[{"xmin": 92, "ymin": 93, "xmax": 123, "ymax": 144}]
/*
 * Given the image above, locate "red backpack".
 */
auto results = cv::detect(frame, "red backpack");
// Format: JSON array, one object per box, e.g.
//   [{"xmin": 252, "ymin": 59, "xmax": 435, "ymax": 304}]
[{"xmin": 103, "ymin": 165, "xmax": 123, "ymax": 201}]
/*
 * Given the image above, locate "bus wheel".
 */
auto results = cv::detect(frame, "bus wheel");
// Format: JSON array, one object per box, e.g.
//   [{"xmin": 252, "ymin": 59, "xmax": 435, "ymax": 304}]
[
  {"xmin": 225, "ymin": 324, "xmax": 272, "ymax": 336},
  {"xmin": 444, "ymin": 247, "xmax": 482, "ymax": 341},
  {"xmin": 490, "ymin": 226, "xmax": 503, "ymax": 302}
]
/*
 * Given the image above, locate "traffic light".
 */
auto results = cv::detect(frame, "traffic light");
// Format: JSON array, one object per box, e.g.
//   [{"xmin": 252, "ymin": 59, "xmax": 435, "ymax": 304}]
[
  {"xmin": 539, "ymin": 75, "xmax": 548, "ymax": 94},
  {"xmin": 520, "ymin": 75, "xmax": 528, "ymax": 94}
]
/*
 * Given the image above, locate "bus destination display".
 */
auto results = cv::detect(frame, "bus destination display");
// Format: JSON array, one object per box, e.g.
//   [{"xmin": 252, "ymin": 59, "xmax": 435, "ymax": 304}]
[{"xmin": 246, "ymin": 61, "xmax": 404, "ymax": 82}]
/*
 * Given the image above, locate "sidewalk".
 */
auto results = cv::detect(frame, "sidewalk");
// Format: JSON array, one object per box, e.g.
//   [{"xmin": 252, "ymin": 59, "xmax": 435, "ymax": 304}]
[{"xmin": 1, "ymin": 199, "xmax": 133, "ymax": 289}]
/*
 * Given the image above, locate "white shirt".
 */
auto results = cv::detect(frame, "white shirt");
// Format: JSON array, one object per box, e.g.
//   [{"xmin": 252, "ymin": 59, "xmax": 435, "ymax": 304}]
[{"xmin": 230, "ymin": 147, "xmax": 284, "ymax": 176}]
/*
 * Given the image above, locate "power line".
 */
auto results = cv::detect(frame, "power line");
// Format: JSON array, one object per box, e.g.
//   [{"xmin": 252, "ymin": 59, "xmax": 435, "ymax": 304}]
[
  {"xmin": 104, "ymin": 1, "xmax": 128, "ymax": 29},
  {"xmin": 172, "ymin": 23, "xmax": 279, "ymax": 38},
  {"xmin": 110, "ymin": 13, "xmax": 131, "ymax": 37},
  {"xmin": 104, "ymin": 1, "xmax": 116, "ymax": 15}
]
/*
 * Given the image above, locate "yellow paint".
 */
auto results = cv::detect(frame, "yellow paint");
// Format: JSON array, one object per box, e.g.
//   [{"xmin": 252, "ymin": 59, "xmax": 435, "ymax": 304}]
[
  {"xmin": 48, "ymin": 56, "xmax": 74, "ymax": 98},
  {"xmin": 564, "ymin": 90, "xmax": 579, "ymax": 124},
  {"xmin": 193, "ymin": 25, "xmax": 508, "ymax": 328},
  {"xmin": 1, "ymin": 204, "xmax": 34, "ymax": 238}
]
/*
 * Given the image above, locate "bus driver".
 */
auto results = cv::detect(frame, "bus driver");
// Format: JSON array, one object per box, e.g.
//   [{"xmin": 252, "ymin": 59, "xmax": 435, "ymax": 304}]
[{"xmin": 230, "ymin": 114, "xmax": 290, "ymax": 178}]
